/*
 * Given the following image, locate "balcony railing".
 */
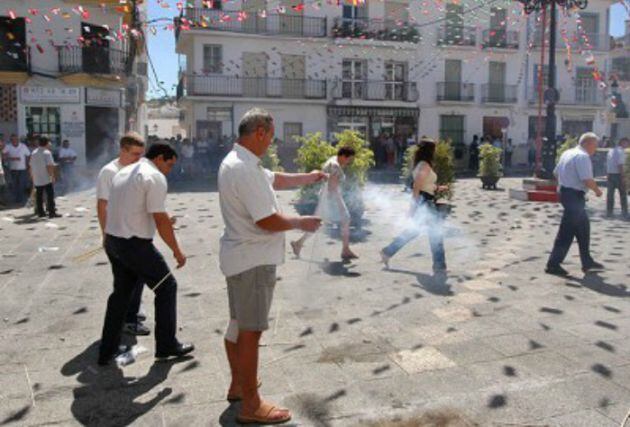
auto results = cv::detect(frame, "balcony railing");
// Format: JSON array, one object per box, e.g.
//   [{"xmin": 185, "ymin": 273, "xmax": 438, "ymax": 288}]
[
  {"xmin": 183, "ymin": 75, "xmax": 327, "ymax": 99},
  {"xmin": 178, "ymin": 8, "xmax": 327, "ymax": 38},
  {"xmin": 331, "ymin": 80, "xmax": 419, "ymax": 102},
  {"xmin": 611, "ymin": 67, "xmax": 630, "ymax": 81},
  {"xmin": 481, "ymin": 84, "xmax": 518, "ymax": 103},
  {"xmin": 531, "ymin": 31, "xmax": 611, "ymax": 51},
  {"xmin": 331, "ymin": 18, "xmax": 421, "ymax": 43},
  {"xmin": 0, "ymin": 45, "xmax": 29, "ymax": 72},
  {"xmin": 436, "ymin": 26, "xmax": 476, "ymax": 46},
  {"xmin": 528, "ymin": 86, "xmax": 605, "ymax": 106},
  {"xmin": 482, "ymin": 29, "xmax": 519, "ymax": 49},
  {"xmin": 58, "ymin": 45, "xmax": 131, "ymax": 76},
  {"xmin": 436, "ymin": 82, "xmax": 475, "ymax": 102}
]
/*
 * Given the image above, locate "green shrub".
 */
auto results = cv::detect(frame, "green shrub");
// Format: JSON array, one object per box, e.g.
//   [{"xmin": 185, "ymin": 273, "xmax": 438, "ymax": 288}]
[
  {"xmin": 479, "ymin": 144, "xmax": 503, "ymax": 177},
  {"xmin": 555, "ymin": 135, "xmax": 577, "ymax": 163},
  {"xmin": 261, "ymin": 142, "xmax": 284, "ymax": 172},
  {"xmin": 333, "ymin": 130, "xmax": 375, "ymax": 187},
  {"xmin": 294, "ymin": 132, "xmax": 336, "ymax": 204}
]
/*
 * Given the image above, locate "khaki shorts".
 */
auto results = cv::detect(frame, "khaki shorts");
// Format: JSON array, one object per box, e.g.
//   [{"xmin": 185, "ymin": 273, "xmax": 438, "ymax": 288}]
[{"xmin": 226, "ymin": 265, "xmax": 276, "ymax": 331}]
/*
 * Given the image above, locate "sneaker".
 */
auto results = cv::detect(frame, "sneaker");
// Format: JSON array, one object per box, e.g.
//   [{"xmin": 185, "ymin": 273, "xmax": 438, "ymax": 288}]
[
  {"xmin": 123, "ymin": 322, "xmax": 150, "ymax": 336},
  {"xmin": 545, "ymin": 264, "xmax": 569, "ymax": 277},
  {"xmin": 582, "ymin": 261, "xmax": 604, "ymax": 273}
]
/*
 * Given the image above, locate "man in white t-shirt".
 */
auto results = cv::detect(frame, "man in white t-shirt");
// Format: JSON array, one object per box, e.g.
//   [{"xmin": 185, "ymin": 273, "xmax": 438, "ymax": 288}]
[
  {"xmin": 2, "ymin": 134, "xmax": 30, "ymax": 204},
  {"xmin": 58, "ymin": 140, "xmax": 77, "ymax": 194},
  {"xmin": 96, "ymin": 132, "xmax": 149, "ymax": 336},
  {"xmin": 606, "ymin": 137, "xmax": 628, "ymax": 218},
  {"xmin": 99, "ymin": 142, "xmax": 194, "ymax": 365},
  {"xmin": 30, "ymin": 137, "xmax": 60, "ymax": 218},
  {"xmin": 218, "ymin": 108, "xmax": 326, "ymax": 425}
]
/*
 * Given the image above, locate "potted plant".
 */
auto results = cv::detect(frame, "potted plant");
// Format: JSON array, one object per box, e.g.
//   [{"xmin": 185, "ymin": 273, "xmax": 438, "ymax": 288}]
[
  {"xmin": 478, "ymin": 143, "xmax": 503, "ymax": 189},
  {"xmin": 261, "ymin": 142, "xmax": 284, "ymax": 172},
  {"xmin": 294, "ymin": 132, "xmax": 336, "ymax": 215}
]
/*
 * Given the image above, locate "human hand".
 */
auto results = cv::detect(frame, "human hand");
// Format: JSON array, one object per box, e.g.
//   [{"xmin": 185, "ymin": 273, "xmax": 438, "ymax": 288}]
[
  {"xmin": 298, "ymin": 216, "xmax": 322, "ymax": 233},
  {"xmin": 595, "ymin": 188, "xmax": 603, "ymax": 198},
  {"xmin": 174, "ymin": 249, "xmax": 187, "ymax": 268},
  {"xmin": 309, "ymin": 170, "xmax": 328, "ymax": 184}
]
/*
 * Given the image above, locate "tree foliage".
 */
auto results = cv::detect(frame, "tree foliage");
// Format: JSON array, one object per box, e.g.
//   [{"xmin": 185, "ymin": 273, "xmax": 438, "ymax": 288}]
[{"xmin": 479, "ymin": 144, "xmax": 503, "ymax": 177}]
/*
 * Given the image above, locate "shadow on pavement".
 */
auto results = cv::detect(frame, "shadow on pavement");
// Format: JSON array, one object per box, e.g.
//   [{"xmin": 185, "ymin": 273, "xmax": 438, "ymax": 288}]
[
  {"xmin": 61, "ymin": 340, "xmax": 191, "ymax": 426},
  {"xmin": 575, "ymin": 272, "xmax": 630, "ymax": 297},
  {"xmin": 386, "ymin": 267, "xmax": 453, "ymax": 296}
]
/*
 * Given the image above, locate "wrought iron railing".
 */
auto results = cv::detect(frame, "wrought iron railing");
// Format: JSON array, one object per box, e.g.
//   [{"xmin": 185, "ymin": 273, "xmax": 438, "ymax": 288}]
[
  {"xmin": 58, "ymin": 45, "xmax": 131, "ymax": 75},
  {"xmin": 531, "ymin": 30, "xmax": 611, "ymax": 51},
  {"xmin": 183, "ymin": 75, "xmax": 327, "ymax": 99},
  {"xmin": 436, "ymin": 82, "xmax": 475, "ymax": 101},
  {"xmin": 331, "ymin": 80, "xmax": 419, "ymax": 101},
  {"xmin": 436, "ymin": 26, "xmax": 476, "ymax": 46},
  {"xmin": 481, "ymin": 84, "xmax": 518, "ymax": 103},
  {"xmin": 482, "ymin": 29, "xmax": 519, "ymax": 49},
  {"xmin": 331, "ymin": 17, "xmax": 421, "ymax": 43}
]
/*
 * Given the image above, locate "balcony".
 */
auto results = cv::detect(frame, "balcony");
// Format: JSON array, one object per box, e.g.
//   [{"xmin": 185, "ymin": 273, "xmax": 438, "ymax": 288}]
[
  {"xmin": 531, "ymin": 31, "xmax": 611, "ymax": 51},
  {"xmin": 331, "ymin": 18, "xmax": 420, "ymax": 43},
  {"xmin": 481, "ymin": 84, "xmax": 518, "ymax": 103},
  {"xmin": 563, "ymin": 86, "xmax": 605, "ymax": 106},
  {"xmin": 436, "ymin": 26, "xmax": 476, "ymax": 47},
  {"xmin": 482, "ymin": 29, "xmax": 519, "ymax": 49},
  {"xmin": 331, "ymin": 80, "xmax": 419, "ymax": 102},
  {"xmin": 58, "ymin": 45, "xmax": 131, "ymax": 76},
  {"xmin": 182, "ymin": 75, "xmax": 327, "ymax": 99},
  {"xmin": 436, "ymin": 82, "xmax": 475, "ymax": 102},
  {"xmin": 177, "ymin": 8, "xmax": 327, "ymax": 38}
]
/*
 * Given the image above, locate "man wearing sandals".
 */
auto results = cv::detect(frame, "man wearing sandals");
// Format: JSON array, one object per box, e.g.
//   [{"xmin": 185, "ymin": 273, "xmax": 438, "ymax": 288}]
[{"xmin": 218, "ymin": 108, "xmax": 326, "ymax": 424}]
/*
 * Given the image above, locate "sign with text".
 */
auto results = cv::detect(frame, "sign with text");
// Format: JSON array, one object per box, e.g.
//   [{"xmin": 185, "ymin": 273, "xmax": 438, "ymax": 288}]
[
  {"xmin": 20, "ymin": 87, "xmax": 81, "ymax": 104},
  {"xmin": 86, "ymin": 88, "xmax": 122, "ymax": 108}
]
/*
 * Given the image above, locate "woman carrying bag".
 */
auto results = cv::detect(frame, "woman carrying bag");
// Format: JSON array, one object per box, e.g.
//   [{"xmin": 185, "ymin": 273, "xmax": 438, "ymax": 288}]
[{"xmin": 380, "ymin": 138, "xmax": 448, "ymax": 273}]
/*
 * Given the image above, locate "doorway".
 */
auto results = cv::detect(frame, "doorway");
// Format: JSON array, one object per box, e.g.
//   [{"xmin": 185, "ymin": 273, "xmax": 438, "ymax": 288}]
[
  {"xmin": 483, "ymin": 116, "xmax": 507, "ymax": 141},
  {"xmin": 85, "ymin": 107, "xmax": 119, "ymax": 163}
]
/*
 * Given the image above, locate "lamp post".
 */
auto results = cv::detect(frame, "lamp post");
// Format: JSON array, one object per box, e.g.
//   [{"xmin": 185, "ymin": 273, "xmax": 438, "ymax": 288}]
[{"xmin": 517, "ymin": 0, "xmax": 587, "ymax": 179}]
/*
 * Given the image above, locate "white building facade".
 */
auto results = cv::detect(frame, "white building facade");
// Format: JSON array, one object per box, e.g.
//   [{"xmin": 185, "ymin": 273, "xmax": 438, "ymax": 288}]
[
  {"xmin": 175, "ymin": 0, "xmax": 617, "ymax": 168},
  {"xmin": 0, "ymin": 0, "xmax": 147, "ymax": 166}
]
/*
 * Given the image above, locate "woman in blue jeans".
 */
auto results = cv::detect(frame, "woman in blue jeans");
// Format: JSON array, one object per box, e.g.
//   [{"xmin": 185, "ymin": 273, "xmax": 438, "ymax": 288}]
[{"xmin": 380, "ymin": 138, "xmax": 448, "ymax": 273}]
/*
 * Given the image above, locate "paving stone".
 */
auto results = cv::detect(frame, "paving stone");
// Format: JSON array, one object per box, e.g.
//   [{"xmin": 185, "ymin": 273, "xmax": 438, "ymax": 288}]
[{"xmin": 389, "ymin": 347, "xmax": 456, "ymax": 374}]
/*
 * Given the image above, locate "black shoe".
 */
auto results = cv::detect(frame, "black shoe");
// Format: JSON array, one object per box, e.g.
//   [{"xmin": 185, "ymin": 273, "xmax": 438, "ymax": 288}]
[
  {"xmin": 155, "ymin": 342, "xmax": 195, "ymax": 360},
  {"xmin": 123, "ymin": 322, "xmax": 150, "ymax": 336},
  {"xmin": 545, "ymin": 264, "xmax": 569, "ymax": 276},
  {"xmin": 582, "ymin": 261, "xmax": 604, "ymax": 273},
  {"xmin": 48, "ymin": 213, "xmax": 62, "ymax": 219},
  {"xmin": 36, "ymin": 212, "xmax": 46, "ymax": 218},
  {"xmin": 137, "ymin": 310, "xmax": 147, "ymax": 322},
  {"xmin": 98, "ymin": 344, "xmax": 131, "ymax": 366}
]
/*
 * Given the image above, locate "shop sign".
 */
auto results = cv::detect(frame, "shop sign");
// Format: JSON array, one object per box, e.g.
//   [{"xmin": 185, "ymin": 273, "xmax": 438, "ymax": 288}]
[
  {"xmin": 20, "ymin": 87, "xmax": 81, "ymax": 104},
  {"xmin": 86, "ymin": 88, "xmax": 122, "ymax": 108}
]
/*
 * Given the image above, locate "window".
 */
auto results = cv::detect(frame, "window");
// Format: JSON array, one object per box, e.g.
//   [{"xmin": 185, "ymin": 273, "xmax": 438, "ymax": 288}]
[
  {"xmin": 533, "ymin": 64, "xmax": 556, "ymax": 88},
  {"xmin": 26, "ymin": 107, "xmax": 61, "ymax": 146},
  {"xmin": 335, "ymin": 116, "xmax": 368, "ymax": 138},
  {"xmin": 203, "ymin": 45, "xmax": 222, "ymax": 74},
  {"xmin": 202, "ymin": 0, "xmax": 222, "ymax": 9},
  {"xmin": 283, "ymin": 122, "xmax": 302, "ymax": 146},
  {"xmin": 575, "ymin": 67, "xmax": 596, "ymax": 103},
  {"xmin": 385, "ymin": 62, "xmax": 406, "ymax": 100},
  {"xmin": 342, "ymin": 60, "xmax": 366, "ymax": 99},
  {"xmin": 0, "ymin": 17, "xmax": 26, "ymax": 71},
  {"xmin": 439, "ymin": 115, "xmax": 464, "ymax": 145},
  {"xmin": 612, "ymin": 57, "xmax": 630, "ymax": 81}
]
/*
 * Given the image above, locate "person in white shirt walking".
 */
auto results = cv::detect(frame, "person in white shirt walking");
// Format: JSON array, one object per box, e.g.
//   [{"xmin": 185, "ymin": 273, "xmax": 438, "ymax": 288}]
[
  {"xmin": 96, "ymin": 133, "xmax": 149, "ymax": 336},
  {"xmin": 606, "ymin": 137, "xmax": 628, "ymax": 218},
  {"xmin": 58, "ymin": 140, "xmax": 77, "ymax": 194},
  {"xmin": 546, "ymin": 132, "xmax": 604, "ymax": 276},
  {"xmin": 218, "ymin": 108, "xmax": 325, "ymax": 425},
  {"xmin": 98, "ymin": 142, "xmax": 194, "ymax": 365},
  {"xmin": 2, "ymin": 134, "xmax": 30, "ymax": 204},
  {"xmin": 30, "ymin": 137, "xmax": 60, "ymax": 218}
]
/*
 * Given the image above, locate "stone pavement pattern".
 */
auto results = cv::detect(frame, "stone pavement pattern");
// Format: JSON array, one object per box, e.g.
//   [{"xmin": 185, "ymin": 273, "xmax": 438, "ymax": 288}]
[{"xmin": 0, "ymin": 178, "xmax": 629, "ymax": 427}]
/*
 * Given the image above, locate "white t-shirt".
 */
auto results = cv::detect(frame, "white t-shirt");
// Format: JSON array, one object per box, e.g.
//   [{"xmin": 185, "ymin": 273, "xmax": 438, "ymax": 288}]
[
  {"xmin": 607, "ymin": 146, "xmax": 626, "ymax": 174},
  {"xmin": 30, "ymin": 147, "xmax": 55, "ymax": 187},
  {"xmin": 3, "ymin": 143, "xmax": 30, "ymax": 170},
  {"xmin": 59, "ymin": 147, "xmax": 77, "ymax": 162},
  {"xmin": 181, "ymin": 144, "xmax": 194, "ymax": 159},
  {"xmin": 218, "ymin": 144, "xmax": 284, "ymax": 277},
  {"xmin": 105, "ymin": 158, "xmax": 168, "ymax": 239},
  {"xmin": 96, "ymin": 159, "xmax": 122, "ymax": 201}
]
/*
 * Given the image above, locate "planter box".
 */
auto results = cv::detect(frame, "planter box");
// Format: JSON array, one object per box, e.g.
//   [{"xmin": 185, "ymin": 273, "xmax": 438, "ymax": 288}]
[{"xmin": 479, "ymin": 175, "xmax": 500, "ymax": 190}]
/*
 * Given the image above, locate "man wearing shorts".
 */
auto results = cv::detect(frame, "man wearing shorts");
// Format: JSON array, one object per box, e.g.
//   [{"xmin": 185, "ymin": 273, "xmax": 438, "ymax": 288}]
[{"xmin": 218, "ymin": 108, "xmax": 325, "ymax": 424}]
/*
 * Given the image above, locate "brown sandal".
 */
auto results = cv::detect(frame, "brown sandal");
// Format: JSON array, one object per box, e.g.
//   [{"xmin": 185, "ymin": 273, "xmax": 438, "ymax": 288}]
[{"xmin": 236, "ymin": 403, "xmax": 291, "ymax": 425}]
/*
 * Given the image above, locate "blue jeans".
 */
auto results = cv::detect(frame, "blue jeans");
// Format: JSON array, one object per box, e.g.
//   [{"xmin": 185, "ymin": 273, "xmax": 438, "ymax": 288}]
[
  {"xmin": 382, "ymin": 194, "xmax": 446, "ymax": 270},
  {"xmin": 10, "ymin": 170, "xmax": 28, "ymax": 204},
  {"xmin": 100, "ymin": 236, "xmax": 178, "ymax": 359},
  {"xmin": 547, "ymin": 187, "xmax": 592, "ymax": 268}
]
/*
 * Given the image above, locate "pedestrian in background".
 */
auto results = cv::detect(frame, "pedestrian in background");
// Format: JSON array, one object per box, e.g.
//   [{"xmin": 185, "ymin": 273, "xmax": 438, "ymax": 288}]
[
  {"xmin": 606, "ymin": 137, "xmax": 628, "ymax": 218},
  {"xmin": 58, "ymin": 140, "xmax": 77, "ymax": 195},
  {"xmin": 30, "ymin": 136, "xmax": 60, "ymax": 218},
  {"xmin": 2, "ymin": 134, "xmax": 30, "ymax": 205}
]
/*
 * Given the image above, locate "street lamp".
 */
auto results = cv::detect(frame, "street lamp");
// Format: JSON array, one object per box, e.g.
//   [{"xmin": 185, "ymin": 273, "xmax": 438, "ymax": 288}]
[{"xmin": 517, "ymin": 0, "xmax": 588, "ymax": 179}]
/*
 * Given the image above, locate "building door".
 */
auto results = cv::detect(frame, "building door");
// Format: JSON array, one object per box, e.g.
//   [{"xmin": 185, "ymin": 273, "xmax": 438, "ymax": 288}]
[
  {"xmin": 488, "ymin": 61, "xmax": 506, "ymax": 102},
  {"xmin": 483, "ymin": 116, "xmax": 506, "ymax": 141},
  {"xmin": 580, "ymin": 13, "xmax": 599, "ymax": 47},
  {"xmin": 242, "ymin": 0, "xmax": 267, "ymax": 33},
  {"xmin": 243, "ymin": 52, "xmax": 268, "ymax": 97},
  {"xmin": 279, "ymin": 0, "xmax": 304, "ymax": 35},
  {"xmin": 82, "ymin": 23, "xmax": 110, "ymax": 74},
  {"xmin": 440, "ymin": 115, "xmax": 465, "ymax": 145},
  {"xmin": 342, "ymin": 1, "xmax": 368, "ymax": 33},
  {"xmin": 281, "ymin": 54, "xmax": 305, "ymax": 98},
  {"xmin": 489, "ymin": 7, "xmax": 507, "ymax": 46},
  {"xmin": 342, "ymin": 59, "xmax": 366, "ymax": 99},
  {"xmin": 85, "ymin": 107, "xmax": 119, "ymax": 163},
  {"xmin": 444, "ymin": 59, "xmax": 462, "ymax": 100}
]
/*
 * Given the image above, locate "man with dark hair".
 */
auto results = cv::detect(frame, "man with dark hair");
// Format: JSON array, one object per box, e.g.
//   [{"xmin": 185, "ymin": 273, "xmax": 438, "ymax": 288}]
[
  {"xmin": 30, "ymin": 137, "xmax": 60, "ymax": 218},
  {"xmin": 218, "ymin": 108, "xmax": 325, "ymax": 424},
  {"xmin": 96, "ymin": 132, "xmax": 150, "ymax": 336},
  {"xmin": 98, "ymin": 142, "xmax": 194, "ymax": 365}
]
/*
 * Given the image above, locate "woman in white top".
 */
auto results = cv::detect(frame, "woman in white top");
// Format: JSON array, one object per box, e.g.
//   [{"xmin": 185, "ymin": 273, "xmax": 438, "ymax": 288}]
[
  {"xmin": 380, "ymin": 138, "xmax": 448, "ymax": 272},
  {"xmin": 291, "ymin": 146, "xmax": 358, "ymax": 260}
]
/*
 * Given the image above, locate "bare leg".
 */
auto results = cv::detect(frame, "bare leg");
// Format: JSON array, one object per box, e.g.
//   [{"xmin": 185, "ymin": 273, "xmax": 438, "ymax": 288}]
[
  {"xmin": 224, "ymin": 338, "xmax": 240, "ymax": 397},
  {"xmin": 340, "ymin": 221, "xmax": 357, "ymax": 259},
  {"xmin": 290, "ymin": 233, "xmax": 309, "ymax": 257}
]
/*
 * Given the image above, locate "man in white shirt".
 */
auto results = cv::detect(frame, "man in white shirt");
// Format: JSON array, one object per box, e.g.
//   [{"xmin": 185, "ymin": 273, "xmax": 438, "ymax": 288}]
[
  {"xmin": 218, "ymin": 108, "xmax": 325, "ymax": 425},
  {"xmin": 98, "ymin": 142, "xmax": 194, "ymax": 365},
  {"xmin": 58, "ymin": 140, "xmax": 77, "ymax": 194},
  {"xmin": 30, "ymin": 137, "xmax": 60, "ymax": 218},
  {"xmin": 546, "ymin": 132, "xmax": 604, "ymax": 276},
  {"xmin": 96, "ymin": 132, "xmax": 149, "ymax": 336},
  {"xmin": 2, "ymin": 134, "xmax": 30, "ymax": 204},
  {"xmin": 606, "ymin": 137, "xmax": 628, "ymax": 218}
]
